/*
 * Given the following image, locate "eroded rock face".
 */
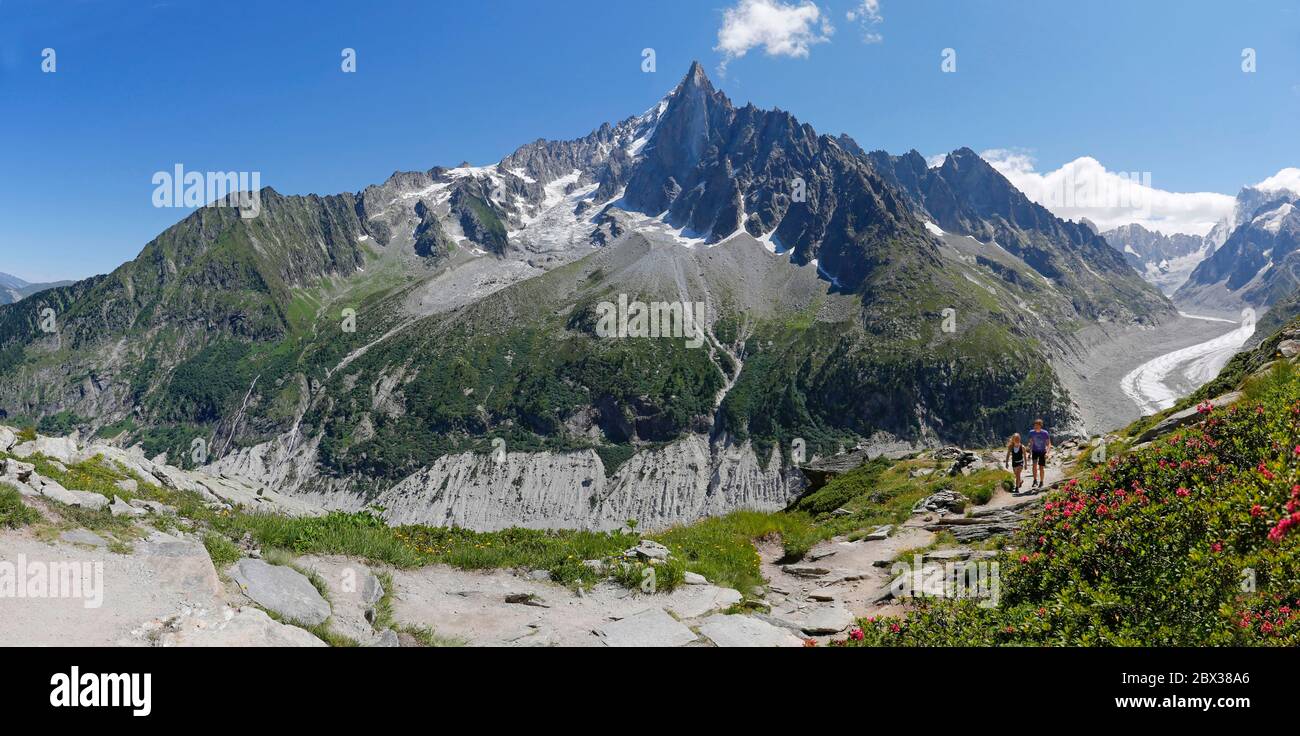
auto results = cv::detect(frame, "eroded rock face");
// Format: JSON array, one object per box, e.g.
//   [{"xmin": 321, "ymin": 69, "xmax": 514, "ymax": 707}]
[{"xmin": 297, "ymin": 434, "xmax": 803, "ymax": 531}]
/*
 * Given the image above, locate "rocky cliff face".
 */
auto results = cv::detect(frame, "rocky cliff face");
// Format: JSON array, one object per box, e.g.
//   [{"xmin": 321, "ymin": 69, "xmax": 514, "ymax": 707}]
[
  {"xmin": 1101, "ymin": 223, "xmax": 1209, "ymax": 295},
  {"xmin": 213, "ymin": 433, "xmax": 803, "ymax": 532},
  {"xmin": 868, "ymin": 148, "xmax": 1170, "ymax": 323},
  {"xmin": 1176, "ymin": 190, "xmax": 1300, "ymax": 311}
]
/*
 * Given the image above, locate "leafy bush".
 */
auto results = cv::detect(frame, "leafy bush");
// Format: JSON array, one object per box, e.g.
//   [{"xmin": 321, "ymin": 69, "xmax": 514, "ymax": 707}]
[
  {"xmin": 37, "ymin": 411, "xmax": 87, "ymax": 436},
  {"xmin": 839, "ymin": 370, "xmax": 1300, "ymax": 646},
  {"xmin": 0, "ymin": 483, "xmax": 41, "ymax": 528}
]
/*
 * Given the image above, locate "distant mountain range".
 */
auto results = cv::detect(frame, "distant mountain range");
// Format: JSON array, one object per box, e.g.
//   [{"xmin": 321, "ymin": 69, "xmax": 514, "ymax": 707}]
[
  {"xmin": 1099, "ymin": 224, "xmax": 1212, "ymax": 296},
  {"xmin": 1175, "ymin": 185, "xmax": 1300, "ymax": 313},
  {"xmin": 0, "ymin": 272, "xmax": 72, "ymax": 305},
  {"xmin": 0, "ymin": 63, "xmax": 1177, "ymax": 529}
]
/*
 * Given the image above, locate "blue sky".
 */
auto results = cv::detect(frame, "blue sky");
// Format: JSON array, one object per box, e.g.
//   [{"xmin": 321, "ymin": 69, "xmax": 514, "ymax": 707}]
[{"xmin": 0, "ymin": 0, "xmax": 1297, "ymax": 282}]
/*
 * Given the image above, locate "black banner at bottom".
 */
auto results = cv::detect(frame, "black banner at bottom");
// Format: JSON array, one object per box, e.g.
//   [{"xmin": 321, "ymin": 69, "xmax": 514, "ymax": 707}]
[{"xmin": 1, "ymin": 646, "xmax": 1289, "ymax": 724}]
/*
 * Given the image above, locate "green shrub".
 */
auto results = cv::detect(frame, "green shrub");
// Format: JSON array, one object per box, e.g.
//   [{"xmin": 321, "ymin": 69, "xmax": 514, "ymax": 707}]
[
  {"xmin": 838, "ymin": 372, "xmax": 1300, "ymax": 647},
  {"xmin": 202, "ymin": 532, "xmax": 242, "ymax": 569},
  {"xmin": 0, "ymin": 484, "xmax": 41, "ymax": 528}
]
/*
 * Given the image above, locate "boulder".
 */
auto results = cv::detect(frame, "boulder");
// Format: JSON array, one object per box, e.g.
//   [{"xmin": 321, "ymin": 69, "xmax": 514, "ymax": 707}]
[
  {"xmin": 598, "ymin": 608, "xmax": 698, "ymax": 647},
  {"xmin": 1278, "ymin": 340, "xmax": 1300, "ymax": 359},
  {"xmin": 11, "ymin": 435, "xmax": 83, "ymax": 463},
  {"xmin": 698, "ymin": 615, "xmax": 805, "ymax": 647},
  {"xmin": 862, "ymin": 524, "xmax": 893, "ymax": 541},
  {"xmin": 1, "ymin": 458, "xmax": 35, "ymax": 483},
  {"xmin": 0, "ymin": 426, "xmax": 15, "ymax": 452},
  {"xmin": 137, "ymin": 531, "xmax": 222, "ymax": 599},
  {"xmin": 946, "ymin": 450, "xmax": 983, "ymax": 476},
  {"xmin": 625, "ymin": 540, "xmax": 670, "ymax": 561},
  {"xmin": 32, "ymin": 477, "xmax": 109, "ymax": 510},
  {"xmin": 115, "ymin": 478, "xmax": 139, "ymax": 494},
  {"xmin": 1133, "ymin": 391, "xmax": 1242, "ymax": 444},
  {"xmin": 663, "ymin": 585, "xmax": 742, "ymax": 619},
  {"xmin": 230, "ymin": 558, "xmax": 331, "ymax": 626},
  {"xmin": 913, "ymin": 489, "xmax": 967, "ymax": 514},
  {"xmin": 683, "ymin": 571, "xmax": 708, "ymax": 585},
  {"xmin": 109, "ymin": 495, "xmax": 147, "ymax": 518},
  {"xmin": 128, "ymin": 499, "xmax": 176, "ymax": 515},
  {"xmin": 800, "ymin": 605, "xmax": 854, "ymax": 635}
]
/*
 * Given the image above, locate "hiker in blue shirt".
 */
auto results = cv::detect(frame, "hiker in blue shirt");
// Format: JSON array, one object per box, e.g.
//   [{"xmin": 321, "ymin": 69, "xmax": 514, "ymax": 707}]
[{"xmin": 1027, "ymin": 419, "xmax": 1051, "ymax": 490}]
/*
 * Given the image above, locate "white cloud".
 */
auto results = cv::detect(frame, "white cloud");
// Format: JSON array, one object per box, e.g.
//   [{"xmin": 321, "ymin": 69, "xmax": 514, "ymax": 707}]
[
  {"xmin": 846, "ymin": 0, "xmax": 884, "ymax": 43},
  {"xmin": 716, "ymin": 0, "xmax": 833, "ymax": 68},
  {"xmin": 981, "ymin": 149, "xmax": 1235, "ymax": 237},
  {"xmin": 1254, "ymin": 167, "xmax": 1300, "ymax": 194}
]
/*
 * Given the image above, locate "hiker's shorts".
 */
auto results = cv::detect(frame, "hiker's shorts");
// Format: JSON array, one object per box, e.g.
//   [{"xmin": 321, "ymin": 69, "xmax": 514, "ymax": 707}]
[{"xmin": 1032, "ymin": 450, "xmax": 1047, "ymax": 467}]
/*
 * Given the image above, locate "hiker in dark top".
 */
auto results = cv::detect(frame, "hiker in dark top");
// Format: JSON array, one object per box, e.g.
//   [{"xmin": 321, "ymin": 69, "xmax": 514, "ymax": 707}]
[
  {"xmin": 1004, "ymin": 432, "xmax": 1026, "ymax": 493},
  {"xmin": 1027, "ymin": 419, "xmax": 1051, "ymax": 490}
]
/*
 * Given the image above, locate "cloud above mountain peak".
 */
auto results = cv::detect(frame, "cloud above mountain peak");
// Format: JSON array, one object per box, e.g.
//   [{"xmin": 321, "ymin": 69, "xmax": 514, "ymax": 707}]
[
  {"xmin": 982, "ymin": 149, "xmax": 1235, "ymax": 237},
  {"xmin": 715, "ymin": 0, "xmax": 833, "ymax": 68}
]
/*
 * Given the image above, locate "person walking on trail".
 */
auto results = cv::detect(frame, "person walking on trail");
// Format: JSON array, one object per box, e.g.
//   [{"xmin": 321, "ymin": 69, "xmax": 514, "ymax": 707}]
[
  {"xmin": 1027, "ymin": 419, "xmax": 1052, "ymax": 490},
  {"xmin": 1004, "ymin": 433, "xmax": 1026, "ymax": 493}
]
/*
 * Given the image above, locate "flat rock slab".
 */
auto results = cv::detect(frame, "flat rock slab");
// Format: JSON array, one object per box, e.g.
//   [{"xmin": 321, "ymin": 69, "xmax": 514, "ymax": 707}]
[
  {"xmin": 800, "ymin": 605, "xmax": 854, "ymax": 635},
  {"xmin": 230, "ymin": 558, "xmax": 331, "ymax": 626},
  {"xmin": 59, "ymin": 529, "xmax": 108, "ymax": 548},
  {"xmin": 663, "ymin": 585, "xmax": 742, "ymax": 619},
  {"xmin": 32, "ymin": 478, "xmax": 109, "ymax": 510},
  {"xmin": 598, "ymin": 608, "xmax": 698, "ymax": 648},
  {"xmin": 155, "ymin": 607, "xmax": 327, "ymax": 647},
  {"xmin": 298, "ymin": 555, "xmax": 386, "ymax": 644},
  {"xmin": 0, "ymin": 530, "xmax": 220, "ymax": 646},
  {"xmin": 781, "ymin": 564, "xmax": 831, "ymax": 578},
  {"xmin": 698, "ymin": 614, "xmax": 805, "ymax": 647}
]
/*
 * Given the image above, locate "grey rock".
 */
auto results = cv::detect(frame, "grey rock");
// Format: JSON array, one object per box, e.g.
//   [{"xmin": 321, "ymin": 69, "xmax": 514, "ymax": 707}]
[
  {"xmin": 157, "ymin": 607, "xmax": 328, "ymax": 647},
  {"xmin": 60, "ymin": 529, "xmax": 108, "ymax": 547},
  {"xmin": 34, "ymin": 478, "xmax": 110, "ymax": 511},
  {"xmin": 598, "ymin": 608, "xmax": 697, "ymax": 648},
  {"xmin": 360, "ymin": 569, "xmax": 385, "ymax": 605},
  {"xmin": 109, "ymin": 495, "xmax": 147, "ymax": 518},
  {"xmin": 807, "ymin": 590, "xmax": 837, "ymax": 602},
  {"xmin": 698, "ymin": 615, "xmax": 805, "ymax": 647},
  {"xmin": 683, "ymin": 571, "xmax": 708, "ymax": 585},
  {"xmin": 800, "ymin": 606, "xmax": 854, "ymax": 635},
  {"xmin": 1134, "ymin": 391, "xmax": 1242, "ymax": 444},
  {"xmin": 924, "ymin": 548, "xmax": 972, "ymax": 561},
  {"xmin": 369, "ymin": 629, "xmax": 400, "ymax": 648},
  {"xmin": 1279, "ymin": 340, "xmax": 1300, "ymax": 359},
  {"xmin": 913, "ymin": 489, "xmax": 967, "ymax": 514},
  {"xmin": 115, "ymin": 478, "xmax": 139, "ymax": 494},
  {"xmin": 230, "ymin": 558, "xmax": 331, "ymax": 626},
  {"xmin": 780, "ymin": 564, "xmax": 831, "ymax": 578},
  {"xmin": 128, "ymin": 499, "xmax": 176, "ymax": 515},
  {"xmin": 863, "ymin": 524, "xmax": 893, "ymax": 541},
  {"xmin": 1, "ymin": 458, "xmax": 35, "ymax": 482},
  {"xmin": 626, "ymin": 540, "xmax": 671, "ymax": 561}
]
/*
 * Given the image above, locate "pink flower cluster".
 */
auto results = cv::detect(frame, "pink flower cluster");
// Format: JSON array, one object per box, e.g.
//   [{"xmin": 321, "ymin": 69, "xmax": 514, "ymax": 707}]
[{"xmin": 1266, "ymin": 485, "xmax": 1300, "ymax": 542}]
